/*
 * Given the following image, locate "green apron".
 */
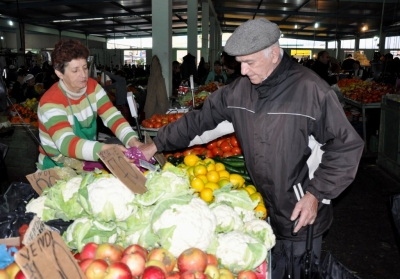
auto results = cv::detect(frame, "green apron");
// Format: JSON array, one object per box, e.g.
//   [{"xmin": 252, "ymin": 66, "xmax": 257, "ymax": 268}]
[{"xmin": 42, "ymin": 94, "xmax": 97, "ymax": 170}]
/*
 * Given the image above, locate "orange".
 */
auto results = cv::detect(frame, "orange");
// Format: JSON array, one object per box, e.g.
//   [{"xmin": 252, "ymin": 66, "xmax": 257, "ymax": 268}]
[
  {"xmin": 200, "ymin": 188, "xmax": 214, "ymax": 202},
  {"xmin": 218, "ymin": 170, "xmax": 230, "ymax": 180},
  {"xmin": 204, "ymin": 182, "xmax": 220, "ymax": 191},
  {"xmin": 254, "ymin": 204, "xmax": 267, "ymax": 219},
  {"xmin": 184, "ymin": 154, "xmax": 200, "ymax": 167},
  {"xmin": 193, "ymin": 165, "xmax": 208, "ymax": 176},
  {"xmin": 191, "ymin": 177, "xmax": 205, "ymax": 192},
  {"xmin": 206, "ymin": 170, "xmax": 220, "ymax": 183},
  {"xmin": 214, "ymin": 162, "xmax": 225, "ymax": 172}
]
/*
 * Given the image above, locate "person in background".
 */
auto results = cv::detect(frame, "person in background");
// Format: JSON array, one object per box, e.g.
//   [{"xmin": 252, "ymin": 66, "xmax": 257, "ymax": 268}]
[
  {"xmin": 341, "ymin": 54, "xmax": 356, "ymax": 73},
  {"xmin": 180, "ymin": 53, "xmax": 198, "ymax": 84},
  {"xmin": 311, "ymin": 51, "xmax": 339, "ymax": 85},
  {"xmin": 197, "ymin": 57, "xmax": 209, "ymax": 84},
  {"xmin": 43, "ymin": 66, "xmax": 59, "ymax": 90},
  {"xmin": 10, "ymin": 69, "xmax": 27, "ymax": 103},
  {"xmin": 204, "ymin": 61, "xmax": 227, "ymax": 84},
  {"xmin": 172, "ymin": 61, "xmax": 182, "ymax": 93},
  {"xmin": 37, "ymin": 39, "xmax": 142, "ymax": 170},
  {"xmin": 22, "ymin": 74, "xmax": 45, "ymax": 100},
  {"xmin": 221, "ymin": 51, "xmax": 242, "ymax": 85},
  {"xmin": 139, "ymin": 18, "xmax": 363, "ymax": 278},
  {"xmin": 352, "ymin": 61, "xmax": 364, "ymax": 79}
]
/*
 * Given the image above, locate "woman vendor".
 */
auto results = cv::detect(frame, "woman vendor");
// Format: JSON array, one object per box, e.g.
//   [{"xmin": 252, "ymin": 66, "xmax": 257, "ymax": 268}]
[{"xmin": 37, "ymin": 39, "xmax": 142, "ymax": 170}]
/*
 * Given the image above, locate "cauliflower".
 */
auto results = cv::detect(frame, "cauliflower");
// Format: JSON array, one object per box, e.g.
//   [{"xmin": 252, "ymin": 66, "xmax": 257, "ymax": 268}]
[
  {"xmin": 26, "ymin": 196, "xmax": 51, "ymax": 219},
  {"xmin": 210, "ymin": 203, "xmax": 243, "ymax": 233},
  {"xmin": 85, "ymin": 177, "xmax": 136, "ymax": 222},
  {"xmin": 243, "ymin": 219, "xmax": 276, "ymax": 251},
  {"xmin": 216, "ymin": 231, "xmax": 267, "ymax": 274},
  {"xmin": 152, "ymin": 196, "xmax": 217, "ymax": 257},
  {"xmin": 233, "ymin": 206, "xmax": 257, "ymax": 222},
  {"xmin": 61, "ymin": 176, "xmax": 82, "ymax": 202}
]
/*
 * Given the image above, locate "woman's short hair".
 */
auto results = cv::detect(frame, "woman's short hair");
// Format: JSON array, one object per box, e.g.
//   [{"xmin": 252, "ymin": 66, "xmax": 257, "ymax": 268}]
[{"xmin": 51, "ymin": 39, "xmax": 90, "ymax": 73}]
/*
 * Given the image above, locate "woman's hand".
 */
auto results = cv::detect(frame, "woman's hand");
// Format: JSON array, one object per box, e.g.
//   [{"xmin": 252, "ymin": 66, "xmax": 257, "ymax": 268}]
[
  {"xmin": 128, "ymin": 137, "xmax": 143, "ymax": 148},
  {"xmin": 101, "ymin": 143, "xmax": 134, "ymax": 164}
]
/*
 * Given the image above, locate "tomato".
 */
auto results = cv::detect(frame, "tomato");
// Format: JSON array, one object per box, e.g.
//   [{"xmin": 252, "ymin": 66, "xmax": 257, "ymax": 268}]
[
  {"xmin": 230, "ymin": 135, "xmax": 239, "ymax": 147},
  {"xmin": 173, "ymin": 152, "xmax": 182, "ymax": 158},
  {"xmin": 168, "ymin": 114, "xmax": 176, "ymax": 123},
  {"xmin": 192, "ymin": 147, "xmax": 206, "ymax": 155},
  {"xmin": 217, "ymin": 138, "xmax": 225, "ymax": 147},
  {"xmin": 222, "ymin": 151, "xmax": 234, "ymax": 158},
  {"xmin": 220, "ymin": 141, "xmax": 232, "ymax": 152},
  {"xmin": 204, "ymin": 149, "xmax": 213, "ymax": 158},
  {"xmin": 231, "ymin": 146, "xmax": 242, "ymax": 155},
  {"xmin": 175, "ymin": 113, "xmax": 184, "ymax": 119},
  {"xmin": 153, "ymin": 122, "xmax": 162, "ymax": 128},
  {"xmin": 183, "ymin": 149, "xmax": 194, "ymax": 157},
  {"xmin": 207, "ymin": 141, "xmax": 217, "ymax": 150},
  {"xmin": 212, "ymin": 147, "xmax": 223, "ymax": 157}
]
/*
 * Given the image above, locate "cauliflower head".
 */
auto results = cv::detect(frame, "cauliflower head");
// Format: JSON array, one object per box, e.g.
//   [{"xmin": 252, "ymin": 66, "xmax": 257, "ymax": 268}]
[
  {"xmin": 243, "ymin": 219, "xmax": 276, "ymax": 251},
  {"xmin": 210, "ymin": 203, "xmax": 243, "ymax": 233}
]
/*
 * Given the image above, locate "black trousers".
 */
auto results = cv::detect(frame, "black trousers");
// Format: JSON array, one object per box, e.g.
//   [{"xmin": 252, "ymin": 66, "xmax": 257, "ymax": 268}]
[{"xmin": 271, "ymin": 235, "xmax": 322, "ymax": 279}]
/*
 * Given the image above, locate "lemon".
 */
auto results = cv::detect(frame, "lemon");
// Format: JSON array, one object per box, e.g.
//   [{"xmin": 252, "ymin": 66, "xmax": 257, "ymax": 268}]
[
  {"xmin": 143, "ymin": 170, "xmax": 149, "ymax": 177},
  {"xmin": 184, "ymin": 154, "xmax": 200, "ymax": 167},
  {"xmin": 215, "ymin": 162, "xmax": 225, "ymax": 172},
  {"xmin": 229, "ymin": 173, "xmax": 245, "ymax": 188},
  {"xmin": 254, "ymin": 204, "xmax": 267, "ymax": 219},
  {"xmin": 245, "ymin": 185, "xmax": 257, "ymax": 195},
  {"xmin": 200, "ymin": 188, "xmax": 214, "ymax": 202},
  {"xmin": 191, "ymin": 177, "xmax": 205, "ymax": 192},
  {"xmin": 196, "ymin": 174, "xmax": 208, "ymax": 184},
  {"xmin": 193, "ymin": 165, "xmax": 208, "ymax": 176},
  {"xmin": 203, "ymin": 158, "xmax": 215, "ymax": 165},
  {"xmin": 250, "ymin": 192, "xmax": 263, "ymax": 204},
  {"xmin": 204, "ymin": 182, "xmax": 220, "ymax": 191},
  {"xmin": 186, "ymin": 166, "xmax": 195, "ymax": 177},
  {"xmin": 217, "ymin": 179, "xmax": 231, "ymax": 188},
  {"xmin": 206, "ymin": 170, "xmax": 220, "ymax": 183},
  {"xmin": 206, "ymin": 163, "xmax": 216, "ymax": 172},
  {"xmin": 218, "ymin": 170, "xmax": 230, "ymax": 179}
]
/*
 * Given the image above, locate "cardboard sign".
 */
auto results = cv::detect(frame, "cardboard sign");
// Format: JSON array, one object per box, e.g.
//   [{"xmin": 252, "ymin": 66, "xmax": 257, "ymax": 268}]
[
  {"xmin": 26, "ymin": 169, "xmax": 61, "ymax": 195},
  {"xmin": 97, "ymin": 146, "xmax": 147, "ymax": 194},
  {"xmin": 22, "ymin": 216, "xmax": 48, "ymax": 246},
  {"xmin": 15, "ymin": 231, "xmax": 85, "ymax": 279},
  {"xmin": 144, "ymin": 132, "xmax": 167, "ymax": 167}
]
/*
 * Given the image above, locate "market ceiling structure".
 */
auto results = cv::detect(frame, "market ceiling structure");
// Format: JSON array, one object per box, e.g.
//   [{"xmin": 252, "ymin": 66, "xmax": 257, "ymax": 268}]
[{"xmin": 0, "ymin": 0, "xmax": 400, "ymax": 42}]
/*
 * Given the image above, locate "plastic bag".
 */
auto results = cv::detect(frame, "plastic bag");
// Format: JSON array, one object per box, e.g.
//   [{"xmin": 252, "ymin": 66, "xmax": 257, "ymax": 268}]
[
  {"xmin": 124, "ymin": 146, "xmax": 156, "ymax": 172},
  {"xmin": 0, "ymin": 182, "xmax": 38, "ymax": 214},
  {"xmin": 0, "ymin": 244, "xmax": 18, "ymax": 269}
]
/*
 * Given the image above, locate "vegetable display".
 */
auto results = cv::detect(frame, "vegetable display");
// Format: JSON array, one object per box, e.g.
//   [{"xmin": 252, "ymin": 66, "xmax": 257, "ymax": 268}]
[{"xmin": 338, "ymin": 79, "xmax": 396, "ymax": 103}]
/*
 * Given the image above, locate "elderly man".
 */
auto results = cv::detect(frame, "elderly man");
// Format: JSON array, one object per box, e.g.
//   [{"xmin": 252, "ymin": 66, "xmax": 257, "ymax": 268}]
[
  {"xmin": 311, "ymin": 50, "xmax": 339, "ymax": 85},
  {"xmin": 140, "ymin": 18, "xmax": 363, "ymax": 277}
]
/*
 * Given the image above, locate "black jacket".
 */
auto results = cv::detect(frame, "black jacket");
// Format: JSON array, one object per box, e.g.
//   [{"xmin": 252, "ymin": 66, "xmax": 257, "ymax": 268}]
[
  {"xmin": 154, "ymin": 52, "xmax": 363, "ymax": 240},
  {"xmin": 311, "ymin": 60, "xmax": 337, "ymax": 85}
]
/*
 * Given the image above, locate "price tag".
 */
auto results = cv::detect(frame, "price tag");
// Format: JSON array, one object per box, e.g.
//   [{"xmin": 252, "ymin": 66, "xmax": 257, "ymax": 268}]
[
  {"xmin": 22, "ymin": 216, "xmax": 48, "ymax": 246},
  {"xmin": 15, "ymin": 231, "xmax": 85, "ymax": 279},
  {"xmin": 26, "ymin": 169, "xmax": 60, "ymax": 195},
  {"xmin": 97, "ymin": 146, "xmax": 147, "ymax": 194},
  {"xmin": 144, "ymin": 132, "xmax": 167, "ymax": 167}
]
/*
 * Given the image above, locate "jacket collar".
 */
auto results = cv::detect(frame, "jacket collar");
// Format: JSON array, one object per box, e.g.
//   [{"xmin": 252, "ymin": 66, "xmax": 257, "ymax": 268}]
[{"xmin": 254, "ymin": 51, "xmax": 292, "ymax": 98}]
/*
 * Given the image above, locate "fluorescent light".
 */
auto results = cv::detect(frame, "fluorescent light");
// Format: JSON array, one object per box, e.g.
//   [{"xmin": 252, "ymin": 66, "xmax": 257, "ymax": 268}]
[
  {"xmin": 314, "ymin": 23, "xmax": 319, "ymax": 28},
  {"xmin": 295, "ymin": 24, "xmax": 298, "ymax": 29},
  {"xmin": 8, "ymin": 20, "xmax": 13, "ymax": 26}
]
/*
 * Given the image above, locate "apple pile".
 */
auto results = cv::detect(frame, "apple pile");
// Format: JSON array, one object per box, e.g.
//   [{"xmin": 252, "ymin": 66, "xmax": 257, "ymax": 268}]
[{"xmin": 73, "ymin": 242, "xmax": 261, "ymax": 279}]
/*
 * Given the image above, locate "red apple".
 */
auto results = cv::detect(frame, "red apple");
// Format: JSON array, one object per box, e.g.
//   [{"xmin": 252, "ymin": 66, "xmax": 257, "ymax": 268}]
[
  {"xmin": 206, "ymin": 254, "xmax": 218, "ymax": 267},
  {"xmin": 73, "ymin": 252, "xmax": 81, "ymax": 261},
  {"xmin": 123, "ymin": 244, "xmax": 148, "ymax": 259},
  {"xmin": 5, "ymin": 262, "xmax": 20, "ymax": 279},
  {"xmin": 141, "ymin": 266, "xmax": 166, "ymax": 279},
  {"xmin": 95, "ymin": 243, "xmax": 123, "ymax": 263},
  {"xmin": 0, "ymin": 270, "xmax": 9, "ymax": 279},
  {"xmin": 121, "ymin": 251, "xmax": 146, "ymax": 277},
  {"xmin": 85, "ymin": 259, "xmax": 108, "ymax": 279},
  {"xmin": 218, "ymin": 269, "xmax": 234, "ymax": 279},
  {"xmin": 81, "ymin": 242, "xmax": 98, "ymax": 260},
  {"xmin": 148, "ymin": 248, "xmax": 177, "ymax": 273},
  {"xmin": 79, "ymin": 259, "xmax": 95, "ymax": 273},
  {"xmin": 180, "ymin": 271, "xmax": 207, "ymax": 279},
  {"xmin": 166, "ymin": 271, "xmax": 181, "ymax": 279},
  {"xmin": 146, "ymin": 260, "xmax": 168, "ymax": 274},
  {"xmin": 103, "ymin": 262, "xmax": 132, "ymax": 279},
  {"xmin": 177, "ymin": 248, "xmax": 208, "ymax": 273},
  {"xmin": 237, "ymin": 270, "xmax": 257, "ymax": 279},
  {"xmin": 204, "ymin": 265, "xmax": 219, "ymax": 279},
  {"xmin": 14, "ymin": 270, "xmax": 27, "ymax": 279}
]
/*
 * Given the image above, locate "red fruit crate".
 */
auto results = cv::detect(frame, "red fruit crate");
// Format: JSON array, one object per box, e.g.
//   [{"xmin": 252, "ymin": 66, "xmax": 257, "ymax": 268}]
[{"xmin": 255, "ymin": 261, "xmax": 267, "ymax": 279}]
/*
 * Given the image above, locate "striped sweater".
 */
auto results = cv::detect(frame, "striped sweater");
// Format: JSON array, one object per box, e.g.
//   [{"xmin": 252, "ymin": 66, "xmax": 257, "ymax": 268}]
[{"xmin": 37, "ymin": 78, "xmax": 137, "ymax": 169}]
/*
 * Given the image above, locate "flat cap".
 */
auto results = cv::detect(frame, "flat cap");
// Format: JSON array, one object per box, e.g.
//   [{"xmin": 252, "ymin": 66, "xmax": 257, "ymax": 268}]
[
  {"xmin": 224, "ymin": 18, "xmax": 281, "ymax": 56},
  {"xmin": 23, "ymin": 74, "xmax": 34, "ymax": 83}
]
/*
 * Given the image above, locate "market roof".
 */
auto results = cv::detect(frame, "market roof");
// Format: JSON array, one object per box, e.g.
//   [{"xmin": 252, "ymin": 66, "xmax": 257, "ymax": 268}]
[{"xmin": 0, "ymin": 0, "xmax": 399, "ymax": 42}]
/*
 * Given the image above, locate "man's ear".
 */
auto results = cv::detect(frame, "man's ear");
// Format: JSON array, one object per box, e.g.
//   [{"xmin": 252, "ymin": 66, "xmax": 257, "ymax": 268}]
[{"xmin": 271, "ymin": 46, "xmax": 281, "ymax": 63}]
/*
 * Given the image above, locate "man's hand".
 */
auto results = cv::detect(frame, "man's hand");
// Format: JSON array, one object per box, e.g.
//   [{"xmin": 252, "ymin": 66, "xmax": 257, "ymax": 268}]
[
  {"xmin": 138, "ymin": 142, "xmax": 158, "ymax": 161},
  {"xmin": 128, "ymin": 137, "xmax": 143, "ymax": 148},
  {"xmin": 290, "ymin": 192, "xmax": 318, "ymax": 233}
]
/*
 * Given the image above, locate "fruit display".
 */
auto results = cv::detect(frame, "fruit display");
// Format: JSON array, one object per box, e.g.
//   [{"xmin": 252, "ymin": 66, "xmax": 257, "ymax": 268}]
[
  {"xmin": 141, "ymin": 113, "xmax": 185, "ymax": 129},
  {"xmin": 165, "ymin": 134, "xmax": 242, "ymax": 162},
  {"xmin": 195, "ymin": 82, "xmax": 223, "ymax": 94},
  {"xmin": 337, "ymin": 79, "xmax": 396, "ymax": 103},
  {"xmin": 8, "ymin": 99, "xmax": 39, "ymax": 127},
  {"xmin": 353, "ymin": 51, "xmax": 370, "ymax": 67},
  {"xmin": 178, "ymin": 91, "xmax": 210, "ymax": 108}
]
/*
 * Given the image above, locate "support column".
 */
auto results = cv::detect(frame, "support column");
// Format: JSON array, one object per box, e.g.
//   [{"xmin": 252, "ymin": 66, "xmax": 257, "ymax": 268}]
[
  {"xmin": 336, "ymin": 39, "xmax": 342, "ymax": 63},
  {"xmin": 201, "ymin": 0, "xmax": 209, "ymax": 62},
  {"xmin": 187, "ymin": 0, "xmax": 198, "ymax": 59},
  {"xmin": 379, "ymin": 33, "xmax": 386, "ymax": 55},
  {"xmin": 15, "ymin": 21, "xmax": 25, "ymax": 67},
  {"xmin": 152, "ymin": 0, "xmax": 172, "ymax": 97},
  {"xmin": 355, "ymin": 34, "xmax": 360, "ymax": 51},
  {"xmin": 209, "ymin": 16, "xmax": 216, "ymax": 65}
]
